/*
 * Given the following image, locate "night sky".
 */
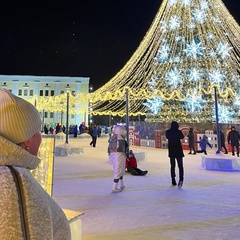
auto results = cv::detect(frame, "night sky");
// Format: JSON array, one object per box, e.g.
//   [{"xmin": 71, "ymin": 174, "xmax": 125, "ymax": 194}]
[{"xmin": 0, "ymin": 0, "xmax": 239, "ymax": 90}]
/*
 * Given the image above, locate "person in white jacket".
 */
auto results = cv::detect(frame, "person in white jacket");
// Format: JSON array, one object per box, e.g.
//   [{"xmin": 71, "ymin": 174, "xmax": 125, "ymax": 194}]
[
  {"xmin": 108, "ymin": 125, "xmax": 129, "ymax": 193},
  {"xmin": 0, "ymin": 89, "xmax": 71, "ymax": 240}
]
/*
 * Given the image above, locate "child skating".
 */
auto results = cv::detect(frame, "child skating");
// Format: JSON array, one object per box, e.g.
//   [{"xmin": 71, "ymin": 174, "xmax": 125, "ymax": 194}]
[{"xmin": 196, "ymin": 135, "xmax": 212, "ymax": 155}]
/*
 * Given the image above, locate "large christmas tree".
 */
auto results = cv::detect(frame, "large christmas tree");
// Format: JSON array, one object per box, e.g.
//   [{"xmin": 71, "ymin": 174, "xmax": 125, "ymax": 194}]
[
  {"xmin": 89, "ymin": 0, "xmax": 240, "ymax": 123},
  {"xmin": 144, "ymin": 0, "xmax": 240, "ymax": 123}
]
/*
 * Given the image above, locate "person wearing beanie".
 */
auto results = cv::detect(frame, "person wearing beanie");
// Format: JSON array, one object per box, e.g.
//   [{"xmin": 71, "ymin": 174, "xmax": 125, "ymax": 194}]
[
  {"xmin": 108, "ymin": 125, "xmax": 129, "ymax": 193},
  {"xmin": 227, "ymin": 126, "xmax": 240, "ymax": 156},
  {"xmin": 165, "ymin": 121, "xmax": 185, "ymax": 188},
  {"xmin": 0, "ymin": 89, "xmax": 71, "ymax": 240}
]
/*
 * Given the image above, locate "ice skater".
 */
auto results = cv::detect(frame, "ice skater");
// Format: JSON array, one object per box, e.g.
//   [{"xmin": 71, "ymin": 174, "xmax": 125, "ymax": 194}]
[
  {"xmin": 187, "ymin": 128, "xmax": 196, "ymax": 154},
  {"xmin": 165, "ymin": 121, "xmax": 184, "ymax": 188},
  {"xmin": 108, "ymin": 125, "xmax": 129, "ymax": 193},
  {"xmin": 196, "ymin": 135, "xmax": 212, "ymax": 155},
  {"xmin": 227, "ymin": 126, "xmax": 240, "ymax": 156}
]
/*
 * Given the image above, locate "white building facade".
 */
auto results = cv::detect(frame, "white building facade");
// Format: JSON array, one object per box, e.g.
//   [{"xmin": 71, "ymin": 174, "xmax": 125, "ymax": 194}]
[{"xmin": 0, "ymin": 75, "xmax": 90, "ymax": 129}]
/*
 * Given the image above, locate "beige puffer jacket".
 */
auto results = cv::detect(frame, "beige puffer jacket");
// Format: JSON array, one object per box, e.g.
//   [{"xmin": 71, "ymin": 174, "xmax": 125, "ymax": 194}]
[{"xmin": 0, "ymin": 136, "xmax": 71, "ymax": 240}]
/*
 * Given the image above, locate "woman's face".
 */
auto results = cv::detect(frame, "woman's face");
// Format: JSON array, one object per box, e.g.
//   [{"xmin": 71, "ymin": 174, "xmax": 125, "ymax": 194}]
[{"xmin": 28, "ymin": 131, "xmax": 42, "ymax": 156}]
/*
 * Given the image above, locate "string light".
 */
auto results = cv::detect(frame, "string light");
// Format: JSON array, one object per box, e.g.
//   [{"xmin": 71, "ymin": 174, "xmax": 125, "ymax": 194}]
[
  {"xmin": 31, "ymin": 136, "xmax": 55, "ymax": 196},
  {"xmin": 29, "ymin": 0, "xmax": 240, "ymax": 122}
]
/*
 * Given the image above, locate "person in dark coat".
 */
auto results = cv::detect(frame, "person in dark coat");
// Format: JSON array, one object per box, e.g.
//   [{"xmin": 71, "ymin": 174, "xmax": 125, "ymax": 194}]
[
  {"xmin": 55, "ymin": 123, "xmax": 61, "ymax": 134},
  {"xmin": 227, "ymin": 126, "xmax": 240, "ymax": 156},
  {"xmin": 43, "ymin": 124, "xmax": 48, "ymax": 134},
  {"xmin": 90, "ymin": 124, "xmax": 98, "ymax": 147},
  {"xmin": 73, "ymin": 125, "xmax": 78, "ymax": 137},
  {"xmin": 165, "ymin": 121, "xmax": 184, "ymax": 188},
  {"xmin": 187, "ymin": 128, "xmax": 196, "ymax": 154},
  {"xmin": 220, "ymin": 130, "xmax": 228, "ymax": 154}
]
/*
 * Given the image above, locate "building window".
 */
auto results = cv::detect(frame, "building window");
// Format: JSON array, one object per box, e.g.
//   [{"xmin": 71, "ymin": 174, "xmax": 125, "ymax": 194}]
[
  {"xmin": 61, "ymin": 90, "xmax": 64, "ymax": 94},
  {"xmin": 51, "ymin": 90, "xmax": 54, "ymax": 96},
  {"xmin": 24, "ymin": 89, "xmax": 28, "ymax": 96},
  {"xmin": 18, "ymin": 90, "xmax": 22, "ymax": 96},
  {"xmin": 45, "ymin": 90, "xmax": 49, "ymax": 96},
  {"xmin": 40, "ymin": 90, "xmax": 43, "ymax": 96},
  {"xmin": 71, "ymin": 114, "xmax": 74, "ymax": 119},
  {"xmin": 30, "ymin": 90, "xmax": 34, "ymax": 96},
  {"xmin": 50, "ymin": 112, "xmax": 54, "ymax": 118},
  {"xmin": 44, "ymin": 112, "xmax": 48, "ymax": 118}
]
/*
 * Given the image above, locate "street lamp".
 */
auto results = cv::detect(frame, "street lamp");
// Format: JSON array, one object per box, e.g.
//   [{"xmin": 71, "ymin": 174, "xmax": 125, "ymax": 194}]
[
  {"xmin": 65, "ymin": 85, "xmax": 71, "ymax": 144},
  {"xmin": 89, "ymin": 84, "xmax": 93, "ymax": 128}
]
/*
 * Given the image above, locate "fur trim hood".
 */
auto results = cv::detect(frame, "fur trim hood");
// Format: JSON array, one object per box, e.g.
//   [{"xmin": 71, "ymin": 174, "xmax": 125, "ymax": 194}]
[
  {"xmin": 0, "ymin": 135, "xmax": 71, "ymax": 240},
  {"xmin": 0, "ymin": 135, "xmax": 40, "ymax": 169}
]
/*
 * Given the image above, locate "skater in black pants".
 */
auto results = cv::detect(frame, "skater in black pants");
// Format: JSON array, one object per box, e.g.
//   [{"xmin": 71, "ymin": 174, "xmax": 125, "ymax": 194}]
[
  {"xmin": 165, "ymin": 121, "xmax": 184, "ymax": 188},
  {"xmin": 220, "ymin": 130, "xmax": 228, "ymax": 154},
  {"xmin": 228, "ymin": 126, "xmax": 240, "ymax": 156},
  {"xmin": 187, "ymin": 128, "xmax": 196, "ymax": 154},
  {"xmin": 90, "ymin": 124, "xmax": 98, "ymax": 147}
]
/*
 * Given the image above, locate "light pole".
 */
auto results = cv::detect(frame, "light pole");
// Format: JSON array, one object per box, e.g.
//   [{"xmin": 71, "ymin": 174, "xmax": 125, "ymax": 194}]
[
  {"xmin": 89, "ymin": 84, "xmax": 93, "ymax": 128},
  {"xmin": 214, "ymin": 86, "xmax": 221, "ymax": 154},
  {"xmin": 65, "ymin": 91, "xmax": 70, "ymax": 144},
  {"xmin": 126, "ymin": 89, "xmax": 129, "ymax": 144}
]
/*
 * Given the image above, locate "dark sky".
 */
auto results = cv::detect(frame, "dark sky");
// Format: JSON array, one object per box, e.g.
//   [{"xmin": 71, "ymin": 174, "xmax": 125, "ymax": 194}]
[{"xmin": 0, "ymin": 0, "xmax": 239, "ymax": 90}]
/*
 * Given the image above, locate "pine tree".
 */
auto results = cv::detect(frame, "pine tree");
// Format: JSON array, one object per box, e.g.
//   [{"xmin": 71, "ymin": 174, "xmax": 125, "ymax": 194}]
[{"xmin": 91, "ymin": 0, "xmax": 240, "ymax": 123}]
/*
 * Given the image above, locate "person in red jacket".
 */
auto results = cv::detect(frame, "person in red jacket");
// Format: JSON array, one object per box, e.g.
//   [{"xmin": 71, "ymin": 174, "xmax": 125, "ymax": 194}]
[{"xmin": 126, "ymin": 150, "xmax": 148, "ymax": 176}]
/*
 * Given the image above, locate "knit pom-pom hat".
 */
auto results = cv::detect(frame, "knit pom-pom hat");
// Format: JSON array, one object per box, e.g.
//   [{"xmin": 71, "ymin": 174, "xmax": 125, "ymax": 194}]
[{"xmin": 0, "ymin": 89, "xmax": 42, "ymax": 144}]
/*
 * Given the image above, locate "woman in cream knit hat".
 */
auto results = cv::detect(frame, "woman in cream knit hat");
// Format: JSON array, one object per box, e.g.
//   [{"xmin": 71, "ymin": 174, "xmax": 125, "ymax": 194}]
[{"xmin": 0, "ymin": 89, "xmax": 71, "ymax": 240}]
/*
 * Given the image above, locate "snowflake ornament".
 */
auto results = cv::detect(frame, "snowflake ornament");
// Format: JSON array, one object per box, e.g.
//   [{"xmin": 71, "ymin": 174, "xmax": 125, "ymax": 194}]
[
  {"xmin": 144, "ymin": 97, "xmax": 163, "ymax": 115},
  {"xmin": 183, "ymin": 39, "xmax": 205, "ymax": 59},
  {"xmin": 187, "ymin": 68, "xmax": 202, "ymax": 82},
  {"xmin": 192, "ymin": 9, "xmax": 207, "ymax": 24},
  {"xmin": 165, "ymin": 68, "xmax": 183, "ymax": 89},
  {"xmin": 216, "ymin": 42, "xmax": 232, "ymax": 59},
  {"xmin": 169, "ymin": 15, "xmax": 181, "ymax": 30},
  {"xmin": 185, "ymin": 90, "xmax": 204, "ymax": 112},
  {"xmin": 209, "ymin": 69, "xmax": 226, "ymax": 85}
]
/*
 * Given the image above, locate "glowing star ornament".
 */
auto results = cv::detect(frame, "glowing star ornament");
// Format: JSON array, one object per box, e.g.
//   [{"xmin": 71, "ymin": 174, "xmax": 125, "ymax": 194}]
[
  {"xmin": 209, "ymin": 69, "xmax": 226, "ymax": 85},
  {"xmin": 183, "ymin": 39, "xmax": 205, "ymax": 59},
  {"xmin": 181, "ymin": 0, "xmax": 192, "ymax": 7},
  {"xmin": 212, "ymin": 105, "xmax": 234, "ymax": 123},
  {"xmin": 187, "ymin": 22, "xmax": 196, "ymax": 29},
  {"xmin": 200, "ymin": 0, "xmax": 209, "ymax": 10},
  {"xmin": 187, "ymin": 68, "xmax": 202, "ymax": 82},
  {"xmin": 192, "ymin": 9, "xmax": 207, "ymax": 24},
  {"xmin": 148, "ymin": 76, "xmax": 158, "ymax": 90},
  {"xmin": 156, "ymin": 44, "xmax": 171, "ymax": 63},
  {"xmin": 168, "ymin": 15, "xmax": 181, "ymax": 30},
  {"xmin": 144, "ymin": 97, "xmax": 163, "ymax": 115},
  {"xmin": 165, "ymin": 68, "xmax": 183, "ymax": 89},
  {"xmin": 216, "ymin": 42, "xmax": 233, "ymax": 59},
  {"xmin": 207, "ymin": 33, "xmax": 215, "ymax": 40},
  {"xmin": 168, "ymin": 0, "xmax": 178, "ymax": 7},
  {"xmin": 185, "ymin": 91, "xmax": 204, "ymax": 112}
]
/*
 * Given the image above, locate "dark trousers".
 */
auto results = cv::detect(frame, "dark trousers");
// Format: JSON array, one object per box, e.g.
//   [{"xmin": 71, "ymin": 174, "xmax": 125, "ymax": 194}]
[
  {"xmin": 221, "ymin": 144, "xmax": 228, "ymax": 153},
  {"xmin": 196, "ymin": 149, "xmax": 207, "ymax": 155},
  {"xmin": 189, "ymin": 147, "xmax": 196, "ymax": 154},
  {"xmin": 90, "ymin": 136, "xmax": 97, "ymax": 147},
  {"xmin": 231, "ymin": 144, "xmax": 239, "ymax": 155},
  {"xmin": 170, "ymin": 157, "xmax": 184, "ymax": 181}
]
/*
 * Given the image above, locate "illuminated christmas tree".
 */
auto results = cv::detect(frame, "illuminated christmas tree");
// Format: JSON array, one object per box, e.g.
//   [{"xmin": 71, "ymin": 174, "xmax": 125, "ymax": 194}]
[
  {"xmin": 144, "ymin": 0, "xmax": 240, "ymax": 123},
  {"xmin": 91, "ymin": 0, "xmax": 240, "ymax": 123}
]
